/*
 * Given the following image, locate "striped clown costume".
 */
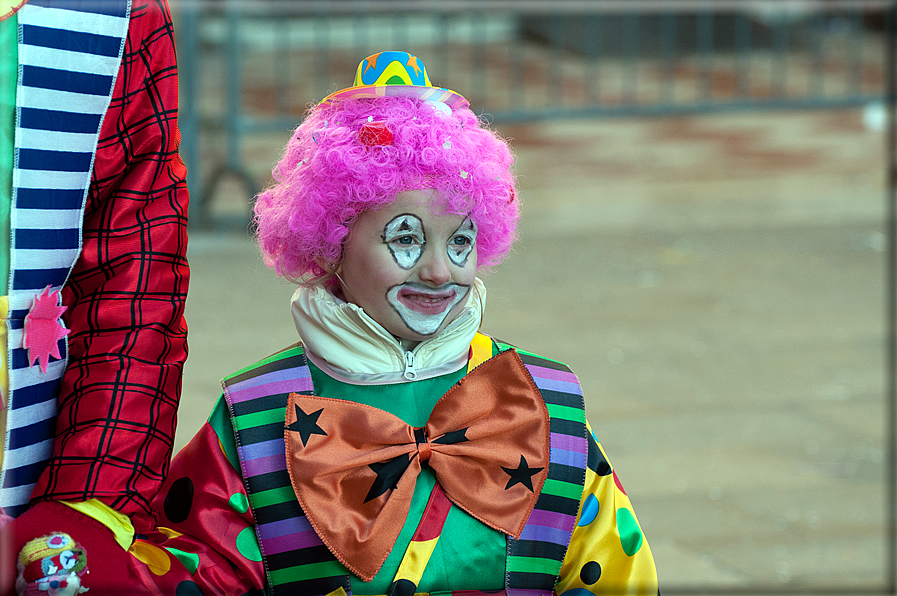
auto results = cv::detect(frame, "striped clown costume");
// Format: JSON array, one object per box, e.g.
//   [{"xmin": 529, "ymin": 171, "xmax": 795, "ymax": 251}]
[{"xmin": 0, "ymin": 0, "xmax": 189, "ymax": 593}]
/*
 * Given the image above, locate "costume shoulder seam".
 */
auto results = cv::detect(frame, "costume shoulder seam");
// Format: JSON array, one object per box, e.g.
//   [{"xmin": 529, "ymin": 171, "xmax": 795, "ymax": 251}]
[
  {"xmin": 491, "ymin": 338, "xmax": 571, "ymax": 371},
  {"xmin": 221, "ymin": 341, "xmax": 305, "ymax": 383}
]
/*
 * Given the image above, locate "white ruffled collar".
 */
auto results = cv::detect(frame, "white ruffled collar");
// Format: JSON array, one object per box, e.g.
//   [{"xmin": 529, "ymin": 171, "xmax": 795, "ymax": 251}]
[{"xmin": 291, "ymin": 279, "xmax": 486, "ymax": 383}]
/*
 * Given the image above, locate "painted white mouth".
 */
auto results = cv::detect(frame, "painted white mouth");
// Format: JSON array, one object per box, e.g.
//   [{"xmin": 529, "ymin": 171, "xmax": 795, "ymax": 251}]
[{"xmin": 387, "ymin": 283, "xmax": 469, "ymax": 336}]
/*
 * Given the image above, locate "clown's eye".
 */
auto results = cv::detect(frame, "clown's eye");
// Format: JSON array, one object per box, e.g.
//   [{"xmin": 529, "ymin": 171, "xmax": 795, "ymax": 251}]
[
  {"xmin": 383, "ymin": 214, "xmax": 425, "ymax": 269},
  {"xmin": 60, "ymin": 550, "xmax": 76, "ymax": 570},
  {"xmin": 446, "ymin": 219, "xmax": 476, "ymax": 266}
]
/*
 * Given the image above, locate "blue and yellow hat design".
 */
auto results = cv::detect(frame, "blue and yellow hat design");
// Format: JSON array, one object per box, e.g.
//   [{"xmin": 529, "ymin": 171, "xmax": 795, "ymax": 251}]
[{"xmin": 321, "ymin": 50, "xmax": 468, "ymax": 109}]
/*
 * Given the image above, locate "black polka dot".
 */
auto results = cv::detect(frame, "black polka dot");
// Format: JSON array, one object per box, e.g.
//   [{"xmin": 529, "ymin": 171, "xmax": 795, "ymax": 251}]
[
  {"xmin": 587, "ymin": 435, "xmax": 611, "ymax": 476},
  {"xmin": 175, "ymin": 581, "xmax": 205, "ymax": 596},
  {"xmin": 164, "ymin": 477, "xmax": 194, "ymax": 524},
  {"xmin": 580, "ymin": 560, "xmax": 602, "ymax": 584},
  {"xmin": 388, "ymin": 579, "xmax": 416, "ymax": 596}
]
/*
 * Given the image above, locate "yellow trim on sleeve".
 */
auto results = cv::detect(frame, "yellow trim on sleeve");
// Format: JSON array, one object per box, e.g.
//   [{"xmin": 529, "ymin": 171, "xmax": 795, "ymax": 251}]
[{"xmin": 62, "ymin": 499, "xmax": 135, "ymax": 551}]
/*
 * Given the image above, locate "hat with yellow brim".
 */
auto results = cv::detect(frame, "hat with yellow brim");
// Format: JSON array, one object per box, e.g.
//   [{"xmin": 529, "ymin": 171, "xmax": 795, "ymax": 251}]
[{"xmin": 320, "ymin": 50, "xmax": 469, "ymax": 109}]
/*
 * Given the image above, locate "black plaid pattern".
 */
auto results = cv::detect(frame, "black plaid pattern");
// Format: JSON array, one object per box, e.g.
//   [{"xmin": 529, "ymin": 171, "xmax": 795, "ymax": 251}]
[{"xmin": 30, "ymin": 0, "xmax": 189, "ymax": 527}]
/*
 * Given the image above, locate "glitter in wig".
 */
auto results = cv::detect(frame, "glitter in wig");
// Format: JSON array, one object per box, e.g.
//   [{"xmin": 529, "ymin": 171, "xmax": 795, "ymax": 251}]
[{"xmin": 253, "ymin": 96, "xmax": 518, "ymax": 281}]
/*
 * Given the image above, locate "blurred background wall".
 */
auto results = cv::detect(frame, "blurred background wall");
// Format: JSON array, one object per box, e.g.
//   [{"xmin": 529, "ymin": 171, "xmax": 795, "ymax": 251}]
[{"xmin": 170, "ymin": 1, "xmax": 893, "ymax": 592}]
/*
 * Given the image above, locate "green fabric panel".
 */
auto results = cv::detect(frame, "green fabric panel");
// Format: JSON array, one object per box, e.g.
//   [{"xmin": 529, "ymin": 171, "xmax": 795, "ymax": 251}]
[
  {"xmin": 0, "ymin": 16, "xmax": 15, "ymax": 288},
  {"xmin": 545, "ymin": 403, "xmax": 584, "ymax": 422},
  {"xmin": 541, "ymin": 478, "xmax": 584, "ymax": 501},
  {"xmin": 207, "ymin": 395, "xmax": 241, "ymax": 471},
  {"xmin": 308, "ymin": 362, "xmax": 465, "ymax": 428},
  {"xmin": 268, "ymin": 560, "xmax": 347, "ymax": 584},
  {"xmin": 251, "ymin": 486, "xmax": 295, "ymax": 509},
  {"xmin": 306, "ymin": 361, "xmax": 505, "ymax": 593},
  {"xmin": 417, "ymin": 489, "xmax": 506, "ymax": 591},
  {"xmin": 506, "ymin": 556, "xmax": 564, "ymax": 575},
  {"xmin": 495, "ymin": 342, "xmax": 564, "ymax": 365},
  {"xmin": 232, "ymin": 409, "xmax": 284, "ymax": 432}
]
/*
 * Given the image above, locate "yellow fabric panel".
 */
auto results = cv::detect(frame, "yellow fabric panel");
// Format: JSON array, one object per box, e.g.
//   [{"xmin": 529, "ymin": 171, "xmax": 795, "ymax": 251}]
[
  {"xmin": 392, "ymin": 536, "xmax": 439, "ymax": 585},
  {"xmin": 467, "ymin": 332, "xmax": 493, "ymax": 372},
  {"xmin": 63, "ymin": 498, "xmax": 135, "ymax": 551},
  {"xmin": 554, "ymin": 423, "xmax": 658, "ymax": 595}
]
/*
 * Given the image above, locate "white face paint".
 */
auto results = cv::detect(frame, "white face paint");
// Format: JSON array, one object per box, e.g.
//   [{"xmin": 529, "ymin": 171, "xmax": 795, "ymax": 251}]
[
  {"xmin": 338, "ymin": 189, "xmax": 478, "ymax": 343},
  {"xmin": 382, "ymin": 214, "xmax": 424, "ymax": 269},
  {"xmin": 447, "ymin": 218, "xmax": 477, "ymax": 267},
  {"xmin": 386, "ymin": 282, "xmax": 470, "ymax": 336}
]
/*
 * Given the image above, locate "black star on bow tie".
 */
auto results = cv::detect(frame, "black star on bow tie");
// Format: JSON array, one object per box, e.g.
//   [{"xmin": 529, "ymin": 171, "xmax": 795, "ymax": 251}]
[
  {"xmin": 365, "ymin": 454, "xmax": 413, "ymax": 503},
  {"xmin": 501, "ymin": 455, "xmax": 543, "ymax": 492},
  {"xmin": 432, "ymin": 427, "xmax": 469, "ymax": 445},
  {"xmin": 286, "ymin": 404, "xmax": 327, "ymax": 446}
]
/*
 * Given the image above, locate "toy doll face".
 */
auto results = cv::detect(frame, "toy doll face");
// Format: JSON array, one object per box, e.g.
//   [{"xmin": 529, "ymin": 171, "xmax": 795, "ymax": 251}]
[{"xmin": 337, "ymin": 189, "xmax": 477, "ymax": 343}]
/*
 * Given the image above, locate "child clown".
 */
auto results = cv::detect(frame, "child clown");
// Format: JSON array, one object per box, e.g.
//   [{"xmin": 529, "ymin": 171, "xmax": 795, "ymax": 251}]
[{"xmin": 125, "ymin": 52, "xmax": 659, "ymax": 595}]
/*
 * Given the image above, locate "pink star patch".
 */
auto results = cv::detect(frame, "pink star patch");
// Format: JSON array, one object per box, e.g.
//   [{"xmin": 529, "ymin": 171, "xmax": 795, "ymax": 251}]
[{"xmin": 24, "ymin": 286, "xmax": 70, "ymax": 374}]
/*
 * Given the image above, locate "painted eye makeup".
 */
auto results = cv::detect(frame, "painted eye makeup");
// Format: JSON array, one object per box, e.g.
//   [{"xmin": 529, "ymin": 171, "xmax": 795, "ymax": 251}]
[
  {"xmin": 447, "ymin": 218, "xmax": 476, "ymax": 266},
  {"xmin": 382, "ymin": 214, "xmax": 425, "ymax": 269}
]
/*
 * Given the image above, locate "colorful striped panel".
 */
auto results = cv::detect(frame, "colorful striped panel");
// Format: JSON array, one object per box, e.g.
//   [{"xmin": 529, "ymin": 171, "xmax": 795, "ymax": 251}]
[
  {"xmin": 222, "ymin": 345, "xmax": 350, "ymax": 596},
  {"xmin": 0, "ymin": 0, "xmax": 130, "ymax": 517},
  {"xmin": 505, "ymin": 348, "xmax": 587, "ymax": 592}
]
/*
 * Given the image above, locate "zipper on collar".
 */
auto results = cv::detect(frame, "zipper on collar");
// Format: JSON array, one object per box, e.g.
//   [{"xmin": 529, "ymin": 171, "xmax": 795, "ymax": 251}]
[
  {"xmin": 403, "ymin": 350, "xmax": 417, "ymax": 380},
  {"xmin": 399, "ymin": 308, "xmax": 475, "ymax": 381}
]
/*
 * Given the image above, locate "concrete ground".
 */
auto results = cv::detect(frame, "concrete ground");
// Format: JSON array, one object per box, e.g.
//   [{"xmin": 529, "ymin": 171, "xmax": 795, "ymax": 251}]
[{"xmin": 178, "ymin": 107, "xmax": 890, "ymax": 593}]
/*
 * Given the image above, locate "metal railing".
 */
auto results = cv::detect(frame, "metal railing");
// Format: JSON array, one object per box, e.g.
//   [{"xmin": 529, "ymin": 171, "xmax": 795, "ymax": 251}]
[{"xmin": 172, "ymin": 0, "xmax": 890, "ymax": 227}]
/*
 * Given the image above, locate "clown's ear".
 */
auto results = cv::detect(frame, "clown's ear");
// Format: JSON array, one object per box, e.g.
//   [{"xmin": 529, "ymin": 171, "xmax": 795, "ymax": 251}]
[{"xmin": 314, "ymin": 256, "xmax": 341, "ymax": 276}]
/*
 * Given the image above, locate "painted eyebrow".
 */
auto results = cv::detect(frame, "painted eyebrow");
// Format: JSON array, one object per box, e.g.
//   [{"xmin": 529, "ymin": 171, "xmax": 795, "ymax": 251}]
[
  {"xmin": 381, "ymin": 213, "xmax": 424, "ymax": 241},
  {"xmin": 451, "ymin": 218, "xmax": 477, "ymax": 236}
]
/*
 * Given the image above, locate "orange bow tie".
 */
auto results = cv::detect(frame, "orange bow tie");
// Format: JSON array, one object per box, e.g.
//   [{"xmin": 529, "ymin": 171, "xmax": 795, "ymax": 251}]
[{"xmin": 284, "ymin": 349, "xmax": 550, "ymax": 582}]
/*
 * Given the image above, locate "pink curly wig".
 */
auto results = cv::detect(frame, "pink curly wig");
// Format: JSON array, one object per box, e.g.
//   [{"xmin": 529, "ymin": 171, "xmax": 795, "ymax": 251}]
[{"xmin": 253, "ymin": 96, "xmax": 518, "ymax": 281}]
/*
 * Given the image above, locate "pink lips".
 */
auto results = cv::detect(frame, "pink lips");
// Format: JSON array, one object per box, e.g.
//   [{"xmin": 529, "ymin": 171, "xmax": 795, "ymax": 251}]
[{"xmin": 396, "ymin": 286, "xmax": 456, "ymax": 315}]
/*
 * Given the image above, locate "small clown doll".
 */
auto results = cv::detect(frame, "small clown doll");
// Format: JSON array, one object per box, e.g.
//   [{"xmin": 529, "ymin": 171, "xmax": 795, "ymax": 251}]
[{"xmin": 16, "ymin": 533, "xmax": 88, "ymax": 596}]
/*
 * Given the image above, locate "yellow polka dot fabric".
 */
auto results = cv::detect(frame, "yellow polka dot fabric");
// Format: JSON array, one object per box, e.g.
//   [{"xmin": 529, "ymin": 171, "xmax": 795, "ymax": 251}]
[{"xmin": 554, "ymin": 424, "xmax": 658, "ymax": 595}]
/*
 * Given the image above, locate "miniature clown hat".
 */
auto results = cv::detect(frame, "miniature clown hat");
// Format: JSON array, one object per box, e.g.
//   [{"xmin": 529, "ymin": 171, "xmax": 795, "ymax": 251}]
[{"xmin": 321, "ymin": 50, "xmax": 469, "ymax": 110}]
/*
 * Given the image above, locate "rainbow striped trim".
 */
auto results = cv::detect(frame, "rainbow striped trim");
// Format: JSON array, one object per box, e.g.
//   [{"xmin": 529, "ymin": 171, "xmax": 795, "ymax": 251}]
[
  {"xmin": 500, "ymin": 344, "xmax": 588, "ymax": 592},
  {"xmin": 222, "ymin": 344, "xmax": 350, "ymax": 596}
]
